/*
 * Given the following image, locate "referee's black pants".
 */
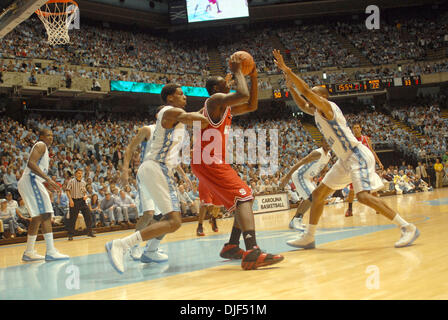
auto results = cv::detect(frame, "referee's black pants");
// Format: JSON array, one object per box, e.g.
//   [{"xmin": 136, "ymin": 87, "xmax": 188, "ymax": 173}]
[{"xmin": 67, "ymin": 198, "xmax": 93, "ymax": 237}]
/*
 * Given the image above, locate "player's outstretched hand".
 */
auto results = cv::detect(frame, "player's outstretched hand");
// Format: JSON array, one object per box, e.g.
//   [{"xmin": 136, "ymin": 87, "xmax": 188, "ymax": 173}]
[{"xmin": 273, "ymin": 49, "xmax": 289, "ymax": 73}]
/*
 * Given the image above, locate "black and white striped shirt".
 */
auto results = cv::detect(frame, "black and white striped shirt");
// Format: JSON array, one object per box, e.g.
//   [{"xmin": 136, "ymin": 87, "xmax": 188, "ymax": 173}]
[{"xmin": 66, "ymin": 178, "xmax": 87, "ymax": 199}]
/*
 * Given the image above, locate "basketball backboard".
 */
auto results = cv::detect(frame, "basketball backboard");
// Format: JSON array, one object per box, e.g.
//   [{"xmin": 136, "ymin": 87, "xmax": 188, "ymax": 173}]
[{"xmin": 0, "ymin": 0, "xmax": 48, "ymax": 38}]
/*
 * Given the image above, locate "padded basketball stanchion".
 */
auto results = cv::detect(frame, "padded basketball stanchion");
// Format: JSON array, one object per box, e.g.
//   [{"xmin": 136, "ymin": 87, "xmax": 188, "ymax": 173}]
[{"xmin": 35, "ymin": 0, "xmax": 78, "ymax": 46}]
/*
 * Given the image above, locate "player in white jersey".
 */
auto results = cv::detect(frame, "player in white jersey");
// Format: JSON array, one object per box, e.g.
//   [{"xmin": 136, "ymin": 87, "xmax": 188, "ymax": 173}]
[
  {"xmin": 279, "ymin": 138, "xmax": 331, "ymax": 230},
  {"xmin": 121, "ymin": 117, "xmax": 193, "ymax": 263},
  {"xmin": 273, "ymin": 49, "xmax": 419, "ymax": 249},
  {"xmin": 106, "ymin": 83, "xmax": 210, "ymax": 274},
  {"xmin": 17, "ymin": 129, "xmax": 69, "ymax": 261}
]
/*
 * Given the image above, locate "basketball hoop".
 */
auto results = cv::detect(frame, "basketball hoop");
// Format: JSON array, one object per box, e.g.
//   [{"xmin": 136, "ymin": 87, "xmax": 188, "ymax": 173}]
[{"xmin": 35, "ymin": 0, "xmax": 79, "ymax": 46}]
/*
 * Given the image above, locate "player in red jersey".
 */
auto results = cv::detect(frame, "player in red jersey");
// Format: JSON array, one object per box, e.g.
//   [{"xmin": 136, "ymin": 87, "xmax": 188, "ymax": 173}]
[
  {"xmin": 345, "ymin": 123, "xmax": 384, "ymax": 217},
  {"xmin": 191, "ymin": 54, "xmax": 284, "ymax": 270}
]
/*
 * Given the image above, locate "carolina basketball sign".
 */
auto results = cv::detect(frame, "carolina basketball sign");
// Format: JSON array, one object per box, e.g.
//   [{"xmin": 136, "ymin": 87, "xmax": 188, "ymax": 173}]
[{"xmin": 252, "ymin": 193, "xmax": 290, "ymax": 214}]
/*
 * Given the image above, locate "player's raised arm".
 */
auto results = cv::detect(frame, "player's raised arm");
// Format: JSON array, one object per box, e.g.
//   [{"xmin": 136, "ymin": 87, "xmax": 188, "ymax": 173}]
[
  {"xmin": 279, "ymin": 150, "xmax": 322, "ymax": 189},
  {"xmin": 208, "ymin": 54, "xmax": 250, "ymax": 109},
  {"xmin": 273, "ymin": 49, "xmax": 333, "ymax": 120},
  {"xmin": 162, "ymin": 108, "xmax": 210, "ymax": 129},
  {"xmin": 121, "ymin": 126, "xmax": 151, "ymax": 187},
  {"xmin": 284, "ymin": 72, "xmax": 315, "ymax": 116},
  {"xmin": 231, "ymin": 67, "xmax": 259, "ymax": 116}
]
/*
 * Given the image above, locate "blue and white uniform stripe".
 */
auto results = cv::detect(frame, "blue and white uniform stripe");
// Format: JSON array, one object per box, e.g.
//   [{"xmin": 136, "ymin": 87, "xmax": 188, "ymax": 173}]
[
  {"xmin": 17, "ymin": 142, "xmax": 54, "ymax": 216},
  {"xmin": 315, "ymin": 101, "xmax": 383, "ymax": 193},
  {"xmin": 138, "ymin": 106, "xmax": 185, "ymax": 214}
]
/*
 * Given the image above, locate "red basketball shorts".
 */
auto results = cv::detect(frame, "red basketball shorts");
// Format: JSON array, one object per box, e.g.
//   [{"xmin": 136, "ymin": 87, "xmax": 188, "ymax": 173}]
[
  {"xmin": 191, "ymin": 163, "xmax": 253, "ymax": 212},
  {"xmin": 198, "ymin": 181, "xmax": 223, "ymax": 207}
]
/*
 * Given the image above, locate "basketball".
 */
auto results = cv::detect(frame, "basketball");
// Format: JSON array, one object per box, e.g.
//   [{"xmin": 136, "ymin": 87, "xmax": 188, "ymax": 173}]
[{"xmin": 230, "ymin": 51, "xmax": 255, "ymax": 75}]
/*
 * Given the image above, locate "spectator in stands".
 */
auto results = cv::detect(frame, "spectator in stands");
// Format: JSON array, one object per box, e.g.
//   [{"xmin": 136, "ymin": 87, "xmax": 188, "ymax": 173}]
[
  {"xmin": 434, "ymin": 158, "xmax": 444, "ymax": 188},
  {"xmin": 91, "ymin": 79, "xmax": 101, "ymax": 91},
  {"xmin": 415, "ymin": 177, "xmax": 432, "ymax": 192},
  {"xmin": 65, "ymin": 70, "xmax": 72, "ymax": 88},
  {"xmin": 0, "ymin": 198, "xmax": 26, "ymax": 238},
  {"xmin": 115, "ymin": 190, "xmax": 137, "ymax": 225},
  {"xmin": 88, "ymin": 193, "xmax": 104, "ymax": 227},
  {"xmin": 187, "ymin": 185, "xmax": 200, "ymax": 217},
  {"xmin": 178, "ymin": 184, "xmax": 196, "ymax": 217},
  {"xmin": 52, "ymin": 187, "xmax": 69, "ymax": 224},
  {"xmin": 284, "ymin": 182, "xmax": 300, "ymax": 204},
  {"xmin": 28, "ymin": 69, "xmax": 37, "ymax": 85},
  {"xmin": 100, "ymin": 191, "xmax": 117, "ymax": 226},
  {"xmin": 15, "ymin": 198, "xmax": 31, "ymax": 229},
  {"xmin": 379, "ymin": 170, "xmax": 395, "ymax": 192},
  {"xmin": 394, "ymin": 170, "xmax": 415, "ymax": 194},
  {"xmin": 5, "ymin": 192, "xmax": 18, "ymax": 212},
  {"xmin": 443, "ymin": 163, "xmax": 448, "ymax": 187},
  {"xmin": 416, "ymin": 161, "xmax": 429, "ymax": 185},
  {"xmin": 3, "ymin": 167, "xmax": 19, "ymax": 198}
]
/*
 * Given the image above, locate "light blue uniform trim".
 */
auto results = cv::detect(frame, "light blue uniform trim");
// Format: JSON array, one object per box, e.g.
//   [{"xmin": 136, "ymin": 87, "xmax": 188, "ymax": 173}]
[
  {"xmin": 353, "ymin": 146, "xmax": 372, "ymax": 190},
  {"xmin": 158, "ymin": 162, "xmax": 180, "ymax": 212},
  {"xmin": 296, "ymin": 162, "xmax": 315, "ymax": 197},
  {"xmin": 326, "ymin": 118, "xmax": 357, "ymax": 153},
  {"xmin": 28, "ymin": 153, "xmax": 48, "ymax": 214},
  {"xmin": 140, "ymin": 141, "xmax": 147, "ymax": 164},
  {"xmin": 30, "ymin": 175, "xmax": 46, "ymax": 214},
  {"xmin": 136, "ymin": 174, "xmax": 144, "ymax": 214},
  {"xmin": 155, "ymin": 128, "xmax": 174, "ymax": 162}
]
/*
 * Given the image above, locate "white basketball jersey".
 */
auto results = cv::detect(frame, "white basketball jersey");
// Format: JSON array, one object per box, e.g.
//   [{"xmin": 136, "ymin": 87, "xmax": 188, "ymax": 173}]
[
  {"xmin": 21, "ymin": 142, "xmax": 49, "ymax": 182},
  {"xmin": 314, "ymin": 101, "xmax": 360, "ymax": 161},
  {"xmin": 140, "ymin": 124, "xmax": 156, "ymax": 163},
  {"xmin": 144, "ymin": 106, "xmax": 186, "ymax": 168},
  {"xmin": 297, "ymin": 147, "xmax": 331, "ymax": 178}
]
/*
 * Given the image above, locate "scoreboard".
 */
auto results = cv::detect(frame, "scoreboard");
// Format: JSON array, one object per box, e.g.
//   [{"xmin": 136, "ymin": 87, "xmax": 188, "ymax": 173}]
[{"xmin": 273, "ymin": 75, "xmax": 421, "ymax": 99}]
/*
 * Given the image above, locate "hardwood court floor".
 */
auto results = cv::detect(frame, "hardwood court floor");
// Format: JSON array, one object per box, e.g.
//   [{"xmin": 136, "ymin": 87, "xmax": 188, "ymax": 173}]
[{"xmin": 1, "ymin": 189, "xmax": 447, "ymax": 300}]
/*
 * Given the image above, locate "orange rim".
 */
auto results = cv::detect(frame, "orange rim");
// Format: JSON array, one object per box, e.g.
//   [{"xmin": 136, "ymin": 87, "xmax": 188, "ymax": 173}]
[{"xmin": 35, "ymin": 0, "xmax": 78, "ymax": 17}]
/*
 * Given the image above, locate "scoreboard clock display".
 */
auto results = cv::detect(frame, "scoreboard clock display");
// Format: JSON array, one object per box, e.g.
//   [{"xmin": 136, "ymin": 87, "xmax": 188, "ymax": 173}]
[
  {"xmin": 273, "ymin": 88, "xmax": 290, "ymax": 99},
  {"xmin": 272, "ymin": 76, "xmax": 421, "ymax": 99}
]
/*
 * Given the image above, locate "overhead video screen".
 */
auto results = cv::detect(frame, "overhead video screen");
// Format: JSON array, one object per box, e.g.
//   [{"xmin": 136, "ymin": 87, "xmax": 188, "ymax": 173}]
[{"xmin": 186, "ymin": 0, "xmax": 249, "ymax": 23}]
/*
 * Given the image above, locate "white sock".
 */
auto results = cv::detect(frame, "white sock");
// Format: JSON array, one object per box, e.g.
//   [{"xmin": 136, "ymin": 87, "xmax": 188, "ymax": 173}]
[
  {"xmin": 44, "ymin": 233, "xmax": 56, "ymax": 254},
  {"xmin": 120, "ymin": 231, "xmax": 142, "ymax": 250},
  {"xmin": 393, "ymin": 214, "xmax": 410, "ymax": 228},
  {"xmin": 306, "ymin": 224, "xmax": 317, "ymax": 237},
  {"xmin": 145, "ymin": 238, "xmax": 161, "ymax": 253},
  {"xmin": 25, "ymin": 235, "xmax": 37, "ymax": 253}
]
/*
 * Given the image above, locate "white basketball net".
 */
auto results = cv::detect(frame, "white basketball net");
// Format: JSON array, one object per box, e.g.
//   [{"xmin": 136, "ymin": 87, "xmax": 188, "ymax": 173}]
[{"xmin": 36, "ymin": 1, "xmax": 78, "ymax": 46}]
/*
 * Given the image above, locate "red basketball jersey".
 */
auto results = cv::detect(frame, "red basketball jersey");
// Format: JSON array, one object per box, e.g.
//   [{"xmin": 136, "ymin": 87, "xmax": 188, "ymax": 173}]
[
  {"xmin": 191, "ymin": 100, "xmax": 253, "ymax": 211},
  {"xmin": 195, "ymin": 100, "xmax": 232, "ymax": 164},
  {"xmin": 357, "ymin": 135, "xmax": 370, "ymax": 148}
]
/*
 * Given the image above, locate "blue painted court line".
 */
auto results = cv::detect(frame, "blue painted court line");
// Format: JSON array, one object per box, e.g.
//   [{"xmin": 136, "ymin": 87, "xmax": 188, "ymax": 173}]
[
  {"xmin": 421, "ymin": 197, "xmax": 448, "ymax": 206},
  {"xmin": 0, "ymin": 220, "xmax": 427, "ymax": 300}
]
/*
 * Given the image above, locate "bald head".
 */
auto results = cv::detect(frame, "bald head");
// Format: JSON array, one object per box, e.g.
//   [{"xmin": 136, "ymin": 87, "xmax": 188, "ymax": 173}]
[{"xmin": 312, "ymin": 86, "xmax": 329, "ymax": 99}]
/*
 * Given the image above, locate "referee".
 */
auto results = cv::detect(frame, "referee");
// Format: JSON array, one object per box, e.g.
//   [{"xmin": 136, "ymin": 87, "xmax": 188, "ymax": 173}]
[{"xmin": 66, "ymin": 168, "xmax": 96, "ymax": 241}]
